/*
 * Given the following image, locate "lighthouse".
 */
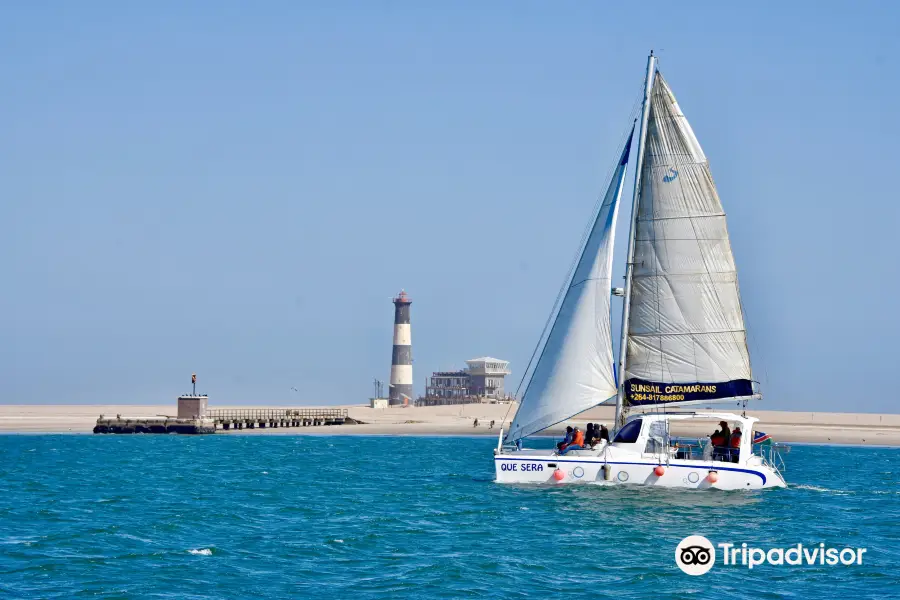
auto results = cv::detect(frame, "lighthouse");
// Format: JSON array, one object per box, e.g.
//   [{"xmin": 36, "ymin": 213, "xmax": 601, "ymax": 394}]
[{"xmin": 389, "ymin": 290, "xmax": 413, "ymax": 406}]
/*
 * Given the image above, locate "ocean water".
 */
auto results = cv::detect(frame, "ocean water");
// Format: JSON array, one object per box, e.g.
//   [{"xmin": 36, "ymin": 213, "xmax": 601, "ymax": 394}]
[{"xmin": 0, "ymin": 436, "xmax": 897, "ymax": 599}]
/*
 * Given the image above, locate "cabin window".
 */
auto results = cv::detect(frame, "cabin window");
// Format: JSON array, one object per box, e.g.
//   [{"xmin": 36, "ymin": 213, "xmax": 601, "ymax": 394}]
[
  {"xmin": 644, "ymin": 420, "xmax": 668, "ymax": 453},
  {"xmin": 613, "ymin": 419, "xmax": 642, "ymax": 444}
]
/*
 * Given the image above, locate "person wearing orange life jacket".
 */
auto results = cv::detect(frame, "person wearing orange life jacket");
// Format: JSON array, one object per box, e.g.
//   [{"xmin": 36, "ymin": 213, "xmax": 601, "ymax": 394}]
[
  {"xmin": 710, "ymin": 421, "xmax": 731, "ymax": 461},
  {"xmin": 730, "ymin": 427, "xmax": 742, "ymax": 448},
  {"xmin": 560, "ymin": 427, "xmax": 585, "ymax": 455},
  {"xmin": 728, "ymin": 427, "xmax": 742, "ymax": 462}
]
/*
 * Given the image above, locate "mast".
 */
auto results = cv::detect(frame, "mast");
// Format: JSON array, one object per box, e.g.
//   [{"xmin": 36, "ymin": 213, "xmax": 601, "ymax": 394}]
[{"xmin": 614, "ymin": 51, "xmax": 657, "ymax": 427}]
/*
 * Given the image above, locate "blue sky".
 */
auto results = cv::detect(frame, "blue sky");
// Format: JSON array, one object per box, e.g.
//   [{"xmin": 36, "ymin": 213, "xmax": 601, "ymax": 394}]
[{"xmin": 2, "ymin": 1, "xmax": 898, "ymax": 412}]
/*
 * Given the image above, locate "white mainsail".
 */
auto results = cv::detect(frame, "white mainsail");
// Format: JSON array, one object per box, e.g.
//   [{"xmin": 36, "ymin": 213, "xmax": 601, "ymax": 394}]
[
  {"xmin": 624, "ymin": 72, "xmax": 755, "ymax": 408},
  {"xmin": 507, "ymin": 134, "xmax": 633, "ymax": 441}
]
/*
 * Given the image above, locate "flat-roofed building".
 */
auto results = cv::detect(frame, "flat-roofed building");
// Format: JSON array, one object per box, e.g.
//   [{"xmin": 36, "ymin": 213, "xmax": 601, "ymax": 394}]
[
  {"xmin": 464, "ymin": 357, "xmax": 511, "ymax": 399},
  {"xmin": 419, "ymin": 357, "xmax": 511, "ymax": 405},
  {"xmin": 425, "ymin": 371, "xmax": 470, "ymax": 400}
]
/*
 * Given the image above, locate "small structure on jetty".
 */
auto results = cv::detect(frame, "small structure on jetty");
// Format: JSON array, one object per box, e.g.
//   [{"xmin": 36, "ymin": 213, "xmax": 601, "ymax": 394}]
[{"xmin": 177, "ymin": 394, "xmax": 208, "ymax": 419}]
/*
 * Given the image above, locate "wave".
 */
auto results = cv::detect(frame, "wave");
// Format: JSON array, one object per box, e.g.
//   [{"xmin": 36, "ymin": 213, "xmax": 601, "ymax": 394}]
[
  {"xmin": 188, "ymin": 548, "xmax": 213, "ymax": 556},
  {"xmin": 792, "ymin": 484, "xmax": 851, "ymax": 495}
]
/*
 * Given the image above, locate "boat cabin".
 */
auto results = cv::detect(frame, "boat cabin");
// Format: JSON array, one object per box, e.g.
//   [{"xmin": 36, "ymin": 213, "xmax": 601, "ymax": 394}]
[{"xmin": 611, "ymin": 411, "xmax": 758, "ymax": 464}]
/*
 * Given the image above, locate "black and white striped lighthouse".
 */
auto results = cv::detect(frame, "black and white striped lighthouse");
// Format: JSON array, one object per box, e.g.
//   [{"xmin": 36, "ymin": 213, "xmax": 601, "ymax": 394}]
[{"xmin": 389, "ymin": 290, "xmax": 413, "ymax": 406}]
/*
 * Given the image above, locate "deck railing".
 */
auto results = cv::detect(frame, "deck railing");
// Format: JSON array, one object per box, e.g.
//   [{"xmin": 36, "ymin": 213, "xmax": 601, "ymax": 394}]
[{"xmin": 206, "ymin": 408, "xmax": 348, "ymax": 421}]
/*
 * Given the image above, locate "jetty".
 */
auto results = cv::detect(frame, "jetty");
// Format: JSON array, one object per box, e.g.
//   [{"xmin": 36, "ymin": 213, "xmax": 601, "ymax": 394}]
[
  {"xmin": 93, "ymin": 414, "xmax": 215, "ymax": 434},
  {"xmin": 92, "ymin": 376, "xmax": 352, "ymax": 434},
  {"xmin": 208, "ymin": 408, "xmax": 349, "ymax": 430}
]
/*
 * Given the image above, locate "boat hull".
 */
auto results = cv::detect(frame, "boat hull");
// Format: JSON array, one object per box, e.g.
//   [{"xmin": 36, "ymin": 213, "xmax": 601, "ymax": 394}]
[{"xmin": 494, "ymin": 451, "xmax": 785, "ymax": 490}]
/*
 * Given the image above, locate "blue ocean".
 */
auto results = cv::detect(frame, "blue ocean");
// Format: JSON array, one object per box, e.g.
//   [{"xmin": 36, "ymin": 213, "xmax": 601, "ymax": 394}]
[{"xmin": 0, "ymin": 435, "xmax": 897, "ymax": 599}]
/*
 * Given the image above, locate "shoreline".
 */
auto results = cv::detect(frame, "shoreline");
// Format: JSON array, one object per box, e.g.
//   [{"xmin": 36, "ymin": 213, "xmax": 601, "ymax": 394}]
[{"xmin": 1, "ymin": 404, "xmax": 899, "ymax": 446}]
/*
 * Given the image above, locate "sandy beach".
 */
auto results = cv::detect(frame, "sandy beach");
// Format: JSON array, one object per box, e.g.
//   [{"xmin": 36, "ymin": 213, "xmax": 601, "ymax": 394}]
[{"xmin": 1, "ymin": 403, "xmax": 899, "ymax": 446}]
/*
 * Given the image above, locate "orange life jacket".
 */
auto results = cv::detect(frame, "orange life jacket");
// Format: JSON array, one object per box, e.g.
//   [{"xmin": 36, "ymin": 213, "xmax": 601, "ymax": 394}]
[{"xmin": 571, "ymin": 430, "xmax": 585, "ymax": 447}]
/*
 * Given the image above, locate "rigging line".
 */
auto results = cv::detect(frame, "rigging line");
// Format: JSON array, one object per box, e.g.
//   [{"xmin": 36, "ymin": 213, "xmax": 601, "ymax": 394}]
[
  {"xmin": 502, "ymin": 81, "xmax": 645, "ymax": 432},
  {"xmin": 568, "ymin": 274, "xmax": 613, "ymax": 288}
]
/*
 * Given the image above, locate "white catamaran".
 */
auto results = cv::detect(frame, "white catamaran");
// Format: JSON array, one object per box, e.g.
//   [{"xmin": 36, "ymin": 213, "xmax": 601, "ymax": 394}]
[{"xmin": 495, "ymin": 53, "xmax": 786, "ymax": 490}]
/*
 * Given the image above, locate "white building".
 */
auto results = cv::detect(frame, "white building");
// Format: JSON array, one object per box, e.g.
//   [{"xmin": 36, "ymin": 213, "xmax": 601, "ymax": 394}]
[{"xmin": 465, "ymin": 357, "xmax": 511, "ymax": 398}]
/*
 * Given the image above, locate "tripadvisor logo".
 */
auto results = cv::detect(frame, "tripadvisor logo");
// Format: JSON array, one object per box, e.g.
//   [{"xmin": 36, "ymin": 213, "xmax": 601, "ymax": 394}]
[
  {"xmin": 675, "ymin": 536, "xmax": 715, "ymax": 575},
  {"xmin": 675, "ymin": 536, "xmax": 867, "ymax": 575}
]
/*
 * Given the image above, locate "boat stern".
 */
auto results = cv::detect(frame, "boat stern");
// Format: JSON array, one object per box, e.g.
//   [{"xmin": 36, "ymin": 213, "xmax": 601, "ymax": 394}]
[{"xmin": 494, "ymin": 451, "xmax": 563, "ymax": 484}]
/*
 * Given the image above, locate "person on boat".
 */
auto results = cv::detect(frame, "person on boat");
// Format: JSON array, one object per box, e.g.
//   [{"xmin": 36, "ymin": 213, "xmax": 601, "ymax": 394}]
[
  {"xmin": 584, "ymin": 423, "xmax": 596, "ymax": 446},
  {"xmin": 711, "ymin": 421, "xmax": 731, "ymax": 461},
  {"xmin": 560, "ymin": 427, "xmax": 585, "ymax": 454},
  {"xmin": 599, "ymin": 424, "xmax": 610, "ymax": 443},
  {"xmin": 557, "ymin": 426, "xmax": 574, "ymax": 451},
  {"xmin": 710, "ymin": 421, "xmax": 730, "ymax": 445},
  {"xmin": 729, "ymin": 427, "xmax": 742, "ymax": 462}
]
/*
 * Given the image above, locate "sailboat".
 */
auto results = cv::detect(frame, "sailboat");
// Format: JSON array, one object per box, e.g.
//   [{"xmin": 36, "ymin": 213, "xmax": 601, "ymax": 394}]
[{"xmin": 495, "ymin": 53, "xmax": 786, "ymax": 490}]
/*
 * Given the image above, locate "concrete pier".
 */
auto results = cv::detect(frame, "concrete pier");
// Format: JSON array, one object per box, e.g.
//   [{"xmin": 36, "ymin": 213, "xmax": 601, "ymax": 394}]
[
  {"xmin": 93, "ymin": 415, "xmax": 215, "ymax": 434},
  {"xmin": 92, "ymin": 408, "xmax": 349, "ymax": 435},
  {"xmin": 206, "ymin": 408, "xmax": 349, "ymax": 431}
]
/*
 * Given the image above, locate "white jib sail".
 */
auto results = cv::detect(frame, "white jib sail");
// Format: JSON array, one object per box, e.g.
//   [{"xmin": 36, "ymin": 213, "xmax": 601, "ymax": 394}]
[
  {"xmin": 507, "ymin": 134, "xmax": 633, "ymax": 441},
  {"xmin": 624, "ymin": 72, "xmax": 755, "ymax": 408}
]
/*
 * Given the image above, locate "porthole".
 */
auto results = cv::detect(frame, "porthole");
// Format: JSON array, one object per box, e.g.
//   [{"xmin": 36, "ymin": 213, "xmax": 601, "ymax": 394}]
[
  {"xmin": 688, "ymin": 472, "xmax": 700, "ymax": 483},
  {"xmin": 617, "ymin": 471, "xmax": 629, "ymax": 482},
  {"xmin": 573, "ymin": 466, "xmax": 584, "ymax": 478}
]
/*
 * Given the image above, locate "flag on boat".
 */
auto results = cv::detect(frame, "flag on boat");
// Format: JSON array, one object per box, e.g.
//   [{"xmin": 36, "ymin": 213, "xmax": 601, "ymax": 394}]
[{"xmin": 753, "ymin": 431, "xmax": 771, "ymax": 444}]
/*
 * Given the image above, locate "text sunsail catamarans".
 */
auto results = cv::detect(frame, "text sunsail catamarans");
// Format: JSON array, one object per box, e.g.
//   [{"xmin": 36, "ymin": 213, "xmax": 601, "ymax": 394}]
[{"xmin": 495, "ymin": 53, "xmax": 786, "ymax": 490}]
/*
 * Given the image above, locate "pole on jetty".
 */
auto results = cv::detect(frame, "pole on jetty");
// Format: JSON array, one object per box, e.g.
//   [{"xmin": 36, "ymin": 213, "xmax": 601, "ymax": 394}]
[
  {"xmin": 389, "ymin": 290, "xmax": 413, "ymax": 406},
  {"xmin": 192, "ymin": 373, "xmax": 197, "ymax": 396}
]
